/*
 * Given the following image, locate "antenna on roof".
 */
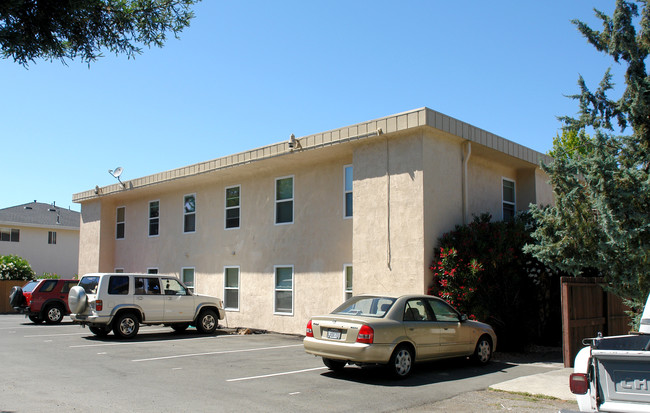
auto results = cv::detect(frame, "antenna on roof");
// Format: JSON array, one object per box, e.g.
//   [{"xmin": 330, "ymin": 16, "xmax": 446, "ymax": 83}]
[{"xmin": 108, "ymin": 167, "xmax": 126, "ymax": 188}]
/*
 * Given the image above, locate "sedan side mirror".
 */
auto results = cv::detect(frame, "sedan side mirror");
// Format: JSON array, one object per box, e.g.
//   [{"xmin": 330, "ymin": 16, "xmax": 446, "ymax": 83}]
[{"xmin": 460, "ymin": 314, "xmax": 468, "ymax": 322}]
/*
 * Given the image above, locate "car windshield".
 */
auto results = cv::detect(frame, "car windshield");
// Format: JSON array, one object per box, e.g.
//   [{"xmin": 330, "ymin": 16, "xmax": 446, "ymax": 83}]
[
  {"xmin": 22, "ymin": 281, "xmax": 39, "ymax": 292},
  {"xmin": 331, "ymin": 296, "xmax": 396, "ymax": 318},
  {"xmin": 79, "ymin": 276, "xmax": 100, "ymax": 294}
]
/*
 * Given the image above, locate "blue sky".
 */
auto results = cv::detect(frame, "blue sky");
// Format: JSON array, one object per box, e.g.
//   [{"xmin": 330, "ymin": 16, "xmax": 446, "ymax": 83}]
[{"xmin": 1, "ymin": 1, "xmax": 626, "ymax": 211}]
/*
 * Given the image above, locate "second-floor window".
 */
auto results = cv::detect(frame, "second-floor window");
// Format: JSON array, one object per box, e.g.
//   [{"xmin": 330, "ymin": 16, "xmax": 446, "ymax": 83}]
[
  {"xmin": 502, "ymin": 178, "xmax": 515, "ymax": 221},
  {"xmin": 149, "ymin": 200, "xmax": 159, "ymax": 237},
  {"xmin": 275, "ymin": 176, "xmax": 293, "ymax": 224},
  {"xmin": 0, "ymin": 228, "xmax": 19, "ymax": 242},
  {"xmin": 344, "ymin": 165, "xmax": 353, "ymax": 218},
  {"xmin": 116, "ymin": 206, "xmax": 125, "ymax": 239},
  {"xmin": 225, "ymin": 186, "xmax": 240, "ymax": 229},
  {"xmin": 48, "ymin": 231, "xmax": 57, "ymax": 244},
  {"xmin": 184, "ymin": 194, "xmax": 196, "ymax": 233}
]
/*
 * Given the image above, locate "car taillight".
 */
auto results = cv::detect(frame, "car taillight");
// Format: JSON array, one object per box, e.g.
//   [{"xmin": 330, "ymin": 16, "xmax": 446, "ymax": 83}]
[
  {"xmin": 356, "ymin": 325, "xmax": 374, "ymax": 344},
  {"xmin": 306, "ymin": 320, "xmax": 313, "ymax": 337},
  {"xmin": 570, "ymin": 373, "xmax": 589, "ymax": 395},
  {"xmin": 95, "ymin": 300, "xmax": 103, "ymax": 311}
]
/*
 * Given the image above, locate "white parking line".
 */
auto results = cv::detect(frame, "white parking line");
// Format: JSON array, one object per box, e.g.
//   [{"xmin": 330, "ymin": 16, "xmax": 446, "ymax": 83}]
[
  {"xmin": 226, "ymin": 367, "xmax": 328, "ymax": 382},
  {"xmin": 132, "ymin": 344, "xmax": 303, "ymax": 362},
  {"xmin": 25, "ymin": 332, "xmax": 89, "ymax": 337},
  {"xmin": 69, "ymin": 333, "xmax": 247, "ymax": 348}
]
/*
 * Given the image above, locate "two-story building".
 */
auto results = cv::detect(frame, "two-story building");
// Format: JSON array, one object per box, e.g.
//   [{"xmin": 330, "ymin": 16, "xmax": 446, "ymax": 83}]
[
  {"xmin": 0, "ymin": 201, "xmax": 80, "ymax": 277},
  {"xmin": 73, "ymin": 108, "xmax": 553, "ymax": 334}
]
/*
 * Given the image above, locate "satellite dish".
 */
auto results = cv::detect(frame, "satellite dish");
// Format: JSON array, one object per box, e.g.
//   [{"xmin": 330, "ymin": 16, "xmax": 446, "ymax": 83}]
[{"xmin": 109, "ymin": 167, "xmax": 123, "ymax": 178}]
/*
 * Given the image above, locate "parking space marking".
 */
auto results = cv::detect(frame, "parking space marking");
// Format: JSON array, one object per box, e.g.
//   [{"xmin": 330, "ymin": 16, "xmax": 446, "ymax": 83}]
[
  {"xmin": 226, "ymin": 367, "xmax": 328, "ymax": 382},
  {"xmin": 132, "ymin": 344, "xmax": 303, "ymax": 362},
  {"xmin": 24, "ymin": 332, "xmax": 89, "ymax": 337}
]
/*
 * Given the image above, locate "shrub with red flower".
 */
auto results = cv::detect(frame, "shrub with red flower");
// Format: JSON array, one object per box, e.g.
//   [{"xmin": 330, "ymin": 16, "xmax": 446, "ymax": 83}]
[{"xmin": 428, "ymin": 247, "xmax": 482, "ymax": 317}]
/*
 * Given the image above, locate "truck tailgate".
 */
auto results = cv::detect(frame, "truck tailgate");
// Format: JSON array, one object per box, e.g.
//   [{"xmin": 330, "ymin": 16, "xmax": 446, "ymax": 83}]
[{"xmin": 593, "ymin": 349, "xmax": 650, "ymax": 412}]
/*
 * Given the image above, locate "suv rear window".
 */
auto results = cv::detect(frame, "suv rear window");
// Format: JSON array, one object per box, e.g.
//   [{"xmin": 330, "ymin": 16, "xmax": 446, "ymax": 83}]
[
  {"xmin": 108, "ymin": 276, "xmax": 129, "ymax": 295},
  {"xmin": 22, "ymin": 281, "xmax": 39, "ymax": 292},
  {"xmin": 79, "ymin": 276, "xmax": 99, "ymax": 294}
]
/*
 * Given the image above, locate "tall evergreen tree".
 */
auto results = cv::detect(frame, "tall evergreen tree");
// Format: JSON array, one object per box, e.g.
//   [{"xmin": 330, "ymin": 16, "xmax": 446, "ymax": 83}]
[{"xmin": 527, "ymin": 0, "xmax": 650, "ymax": 317}]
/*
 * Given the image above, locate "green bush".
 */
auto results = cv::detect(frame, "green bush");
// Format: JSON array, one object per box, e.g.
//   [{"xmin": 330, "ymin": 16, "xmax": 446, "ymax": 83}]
[
  {"xmin": 429, "ymin": 213, "xmax": 562, "ymax": 351},
  {"xmin": 0, "ymin": 255, "xmax": 35, "ymax": 281}
]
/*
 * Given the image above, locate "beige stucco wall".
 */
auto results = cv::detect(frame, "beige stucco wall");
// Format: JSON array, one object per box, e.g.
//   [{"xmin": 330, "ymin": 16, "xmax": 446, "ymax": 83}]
[
  {"xmin": 0, "ymin": 225, "xmax": 79, "ymax": 277},
  {"xmin": 81, "ymin": 153, "xmax": 354, "ymax": 334}
]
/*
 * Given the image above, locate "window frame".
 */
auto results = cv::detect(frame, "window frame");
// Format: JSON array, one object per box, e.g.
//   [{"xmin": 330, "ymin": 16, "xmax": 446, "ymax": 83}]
[
  {"xmin": 225, "ymin": 185, "xmax": 241, "ymax": 230},
  {"xmin": 224, "ymin": 266, "xmax": 240, "ymax": 311},
  {"xmin": 1, "ymin": 228, "xmax": 19, "ymax": 242},
  {"xmin": 48, "ymin": 231, "xmax": 57, "ymax": 245},
  {"xmin": 273, "ymin": 265, "xmax": 294, "ymax": 315},
  {"xmin": 183, "ymin": 193, "xmax": 196, "ymax": 234},
  {"xmin": 274, "ymin": 176, "xmax": 294, "ymax": 225},
  {"xmin": 148, "ymin": 200, "xmax": 160, "ymax": 237},
  {"xmin": 147, "ymin": 268, "xmax": 159, "ymax": 274},
  {"xmin": 344, "ymin": 165, "xmax": 353, "ymax": 219},
  {"xmin": 116, "ymin": 206, "xmax": 125, "ymax": 240},
  {"xmin": 502, "ymin": 178, "xmax": 516, "ymax": 221},
  {"xmin": 344, "ymin": 264, "xmax": 353, "ymax": 301}
]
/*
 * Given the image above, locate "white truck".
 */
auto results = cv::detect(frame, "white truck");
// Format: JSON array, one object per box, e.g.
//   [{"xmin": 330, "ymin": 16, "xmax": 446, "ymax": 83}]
[{"xmin": 569, "ymin": 293, "xmax": 650, "ymax": 412}]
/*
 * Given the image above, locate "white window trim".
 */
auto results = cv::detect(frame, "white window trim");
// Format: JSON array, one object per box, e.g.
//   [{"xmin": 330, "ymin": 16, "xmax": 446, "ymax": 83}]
[
  {"xmin": 183, "ymin": 193, "xmax": 197, "ymax": 234},
  {"xmin": 343, "ymin": 264, "xmax": 353, "ymax": 301},
  {"xmin": 273, "ymin": 265, "xmax": 294, "ymax": 316},
  {"xmin": 148, "ymin": 200, "xmax": 160, "ymax": 238},
  {"xmin": 274, "ymin": 175, "xmax": 294, "ymax": 226},
  {"xmin": 225, "ymin": 185, "xmax": 241, "ymax": 230},
  {"xmin": 343, "ymin": 165, "xmax": 353, "ymax": 219},
  {"xmin": 181, "ymin": 266, "xmax": 195, "ymax": 293},
  {"xmin": 223, "ymin": 266, "xmax": 240, "ymax": 311},
  {"xmin": 501, "ymin": 178, "xmax": 516, "ymax": 220},
  {"xmin": 116, "ymin": 206, "xmax": 126, "ymax": 240}
]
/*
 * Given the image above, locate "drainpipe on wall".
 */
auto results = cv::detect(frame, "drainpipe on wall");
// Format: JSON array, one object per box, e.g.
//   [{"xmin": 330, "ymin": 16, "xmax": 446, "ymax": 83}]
[{"xmin": 462, "ymin": 141, "xmax": 472, "ymax": 225}]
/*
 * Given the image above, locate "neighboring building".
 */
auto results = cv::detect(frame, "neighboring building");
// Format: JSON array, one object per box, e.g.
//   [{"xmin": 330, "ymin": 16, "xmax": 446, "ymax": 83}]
[
  {"xmin": 73, "ymin": 107, "xmax": 553, "ymax": 335},
  {"xmin": 0, "ymin": 201, "xmax": 80, "ymax": 277}
]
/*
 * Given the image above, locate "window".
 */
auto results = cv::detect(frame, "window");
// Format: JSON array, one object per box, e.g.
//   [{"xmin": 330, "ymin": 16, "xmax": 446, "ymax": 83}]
[
  {"xmin": 184, "ymin": 194, "xmax": 196, "ymax": 233},
  {"xmin": 344, "ymin": 265, "xmax": 353, "ymax": 300},
  {"xmin": 147, "ymin": 268, "xmax": 158, "ymax": 274},
  {"xmin": 427, "ymin": 298, "xmax": 460, "ymax": 322},
  {"xmin": 116, "ymin": 206, "xmax": 125, "ymax": 239},
  {"xmin": 149, "ymin": 200, "xmax": 160, "ymax": 236},
  {"xmin": 502, "ymin": 178, "xmax": 516, "ymax": 221},
  {"xmin": 108, "ymin": 276, "xmax": 129, "ymax": 295},
  {"xmin": 48, "ymin": 231, "xmax": 57, "ymax": 245},
  {"xmin": 224, "ymin": 267, "xmax": 240, "ymax": 310},
  {"xmin": 182, "ymin": 267, "xmax": 195, "ymax": 292},
  {"xmin": 61, "ymin": 281, "xmax": 78, "ymax": 294},
  {"xmin": 275, "ymin": 176, "xmax": 293, "ymax": 224},
  {"xmin": 39, "ymin": 280, "xmax": 58, "ymax": 293},
  {"xmin": 1, "ymin": 228, "xmax": 19, "ymax": 242},
  {"xmin": 225, "ymin": 185, "xmax": 240, "ymax": 229},
  {"xmin": 114, "ymin": 268, "xmax": 124, "ymax": 273},
  {"xmin": 274, "ymin": 266, "xmax": 293, "ymax": 314},
  {"xmin": 163, "ymin": 278, "xmax": 189, "ymax": 296},
  {"xmin": 134, "ymin": 277, "xmax": 161, "ymax": 295},
  {"xmin": 344, "ymin": 165, "xmax": 353, "ymax": 218},
  {"xmin": 403, "ymin": 299, "xmax": 434, "ymax": 321}
]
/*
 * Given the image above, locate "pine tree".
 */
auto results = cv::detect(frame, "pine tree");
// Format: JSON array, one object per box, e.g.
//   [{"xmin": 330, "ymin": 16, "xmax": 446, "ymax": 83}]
[{"xmin": 527, "ymin": 0, "xmax": 650, "ymax": 317}]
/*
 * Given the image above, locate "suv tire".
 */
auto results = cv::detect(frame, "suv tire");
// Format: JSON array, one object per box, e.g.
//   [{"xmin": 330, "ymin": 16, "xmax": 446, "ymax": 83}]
[
  {"xmin": 68, "ymin": 286, "xmax": 87, "ymax": 314},
  {"xmin": 29, "ymin": 315, "xmax": 43, "ymax": 324},
  {"xmin": 89, "ymin": 326, "xmax": 111, "ymax": 337},
  {"xmin": 113, "ymin": 312, "xmax": 139, "ymax": 339},
  {"xmin": 44, "ymin": 303, "xmax": 64, "ymax": 324},
  {"xmin": 9, "ymin": 286, "xmax": 25, "ymax": 308},
  {"xmin": 196, "ymin": 309, "xmax": 218, "ymax": 334}
]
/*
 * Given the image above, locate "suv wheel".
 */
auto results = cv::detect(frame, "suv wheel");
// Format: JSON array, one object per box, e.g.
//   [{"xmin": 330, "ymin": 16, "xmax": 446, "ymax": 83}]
[
  {"xmin": 68, "ymin": 286, "xmax": 87, "ymax": 314},
  {"xmin": 113, "ymin": 312, "xmax": 139, "ymax": 339},
  {"xmin": 44, "ymin": 304, "xmax": 64, "ymax": 324},
  {"xmin": 9, "ymin": 286, "xmax": 25, "ymax": 308},
  {"xmin": 29, "ymin": 315, "xmax": 43, "ymax": 324},
  {"xmin": 171, "ymin": 323, "xmax": 190, "ymax": 332},
  {"xmin": 196, "ymin": 309, "xmax": 218, "ymax": 334},
  {"xmin": 89, "ymin": 326, "xmax": 111, "ymax": 337}
]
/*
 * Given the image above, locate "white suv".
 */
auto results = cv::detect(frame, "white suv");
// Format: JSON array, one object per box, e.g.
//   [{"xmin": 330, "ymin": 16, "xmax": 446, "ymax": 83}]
[{"xmin": 68, "ymin": 273, "xmax": 225, "ymax": 339}]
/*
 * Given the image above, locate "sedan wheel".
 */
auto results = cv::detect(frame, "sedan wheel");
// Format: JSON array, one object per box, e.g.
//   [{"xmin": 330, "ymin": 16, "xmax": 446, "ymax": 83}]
[
  {"xmin": 472, "ymin": 336, "xmax": 492, "ymax": 365},
  {"xmin": 389, "ymin": 345, "xmax": 414, "ymax": 378}
]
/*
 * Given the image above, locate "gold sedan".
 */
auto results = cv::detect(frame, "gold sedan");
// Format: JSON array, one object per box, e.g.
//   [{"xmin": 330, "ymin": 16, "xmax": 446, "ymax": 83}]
[{"xmin": 303, "ymin": 294, "xmax": 496, "ymax": 378}]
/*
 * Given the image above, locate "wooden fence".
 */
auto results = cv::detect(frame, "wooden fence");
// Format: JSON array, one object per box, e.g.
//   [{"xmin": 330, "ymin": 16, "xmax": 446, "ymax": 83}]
[
  {"xmin": 561, "ymin": 277, "xmax": 631, "ymax": 367},
  {"xmin": 0, "ymin": 280, "xmax": 22, "ymax": 313}
]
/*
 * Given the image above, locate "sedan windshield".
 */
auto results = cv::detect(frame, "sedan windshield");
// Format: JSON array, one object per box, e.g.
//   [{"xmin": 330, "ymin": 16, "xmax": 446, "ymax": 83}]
[{"xmin": 331, "ymin": 296, "xmax": 396, "ymax": 318}]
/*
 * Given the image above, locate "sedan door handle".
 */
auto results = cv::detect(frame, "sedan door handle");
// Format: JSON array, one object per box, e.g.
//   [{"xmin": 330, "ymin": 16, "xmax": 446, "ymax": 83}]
[{"xmin": 136, "ymin": 296, "xmax": 143, "ymax": 300}]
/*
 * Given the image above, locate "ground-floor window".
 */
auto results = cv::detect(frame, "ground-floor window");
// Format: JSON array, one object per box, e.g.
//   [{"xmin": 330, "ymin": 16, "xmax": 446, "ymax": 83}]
[
  {"xmin": 182, "ymin": 267, "xmax": 195, "ymax": 292},
  {"xmin": 274, "ymin": 266, "xmax": 293, "ymax": 315},
  {"xmin": 224, "ymin": 266, "xmax": 240, "ymax": 310},
  {"xmin": 344, "ymin": 265, "xmax": 353, "ymax": 300}
]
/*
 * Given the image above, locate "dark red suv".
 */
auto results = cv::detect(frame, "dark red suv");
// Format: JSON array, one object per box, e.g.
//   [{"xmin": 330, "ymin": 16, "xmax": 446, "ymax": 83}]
[{"xmin": 9, "ymin": 279, "xmax": 78, "ymax": 324}]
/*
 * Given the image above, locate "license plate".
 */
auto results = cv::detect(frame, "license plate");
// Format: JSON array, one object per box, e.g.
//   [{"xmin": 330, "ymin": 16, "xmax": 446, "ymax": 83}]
[{"xmin": 327, "ymin": 329, "xmax": 342, "ymax": 340}]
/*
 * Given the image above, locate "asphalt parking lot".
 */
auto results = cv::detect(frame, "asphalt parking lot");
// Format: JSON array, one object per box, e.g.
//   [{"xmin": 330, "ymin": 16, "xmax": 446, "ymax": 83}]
[{"xmin": 1, "ymin": 314, "xmax": 573, "ymax": 412}]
